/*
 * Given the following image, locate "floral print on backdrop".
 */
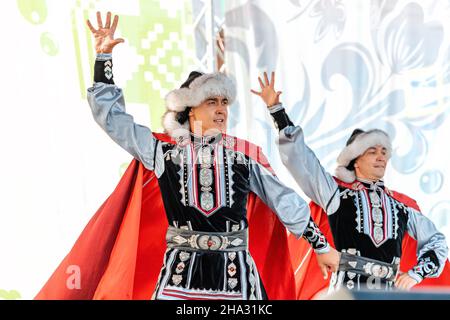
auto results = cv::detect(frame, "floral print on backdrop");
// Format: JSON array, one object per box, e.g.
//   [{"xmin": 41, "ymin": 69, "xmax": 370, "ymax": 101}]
[{"xmin": 225, "ymin": 0, "xmax": 450, "ymax": 238}]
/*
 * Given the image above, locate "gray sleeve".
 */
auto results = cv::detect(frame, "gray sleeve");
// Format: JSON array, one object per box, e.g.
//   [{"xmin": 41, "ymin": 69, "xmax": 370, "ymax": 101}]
[
  {"xmin": 406, "ymin": 207, "xmax": 449, "ymax": 282},
  {"xmin": 87, "ymin": 82, "xmax": 156, "ymax": 170},
  {"xmin": 277, "ymin": 123, "xmax": 340, "ymax": 215},
  {"xmin": 249, "ymin": 159, "xmax": 311, "ymax": 239}
]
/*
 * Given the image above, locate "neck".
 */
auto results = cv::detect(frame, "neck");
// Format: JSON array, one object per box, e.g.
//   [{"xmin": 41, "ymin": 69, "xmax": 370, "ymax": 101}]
[
  {"xmin": 356, "ymin": 176, "xmax": 383, "ymax": 184},
  {"xmin": 189, "ymin": 124, "xmax": 224, "ymax": 137},
  {"xmin": 190, "ymin": 130, "xmax": 223, "ymax": 137},
  {"xmin": 189, "ymin": 130, "xmax": 223, "ymax": 145}
]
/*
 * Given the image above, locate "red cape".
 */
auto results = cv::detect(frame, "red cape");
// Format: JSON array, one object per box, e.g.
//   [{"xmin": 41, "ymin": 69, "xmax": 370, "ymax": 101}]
[
  {"xmin": 35, "ymin": 133, "xmax": 296, "ymax": 300},
  {"xmin": 289, "ymin": 178, "xmax": 450, "ymax": 299}
]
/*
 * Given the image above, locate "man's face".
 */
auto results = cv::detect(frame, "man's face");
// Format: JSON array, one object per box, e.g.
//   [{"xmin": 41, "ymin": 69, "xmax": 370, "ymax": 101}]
[
  {"xmin": 354, "ymin": 145, "xmax": 388, "ymax": 181},
  {"xmin": 189, "ymin": 96, "xmax": 229, "ymax": 135}
]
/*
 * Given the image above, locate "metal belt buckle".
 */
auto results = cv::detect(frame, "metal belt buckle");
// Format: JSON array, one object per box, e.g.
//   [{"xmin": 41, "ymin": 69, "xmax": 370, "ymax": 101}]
[{"xmin": 196, "ymin": 235, "xmax": 223, "ymax": 250}]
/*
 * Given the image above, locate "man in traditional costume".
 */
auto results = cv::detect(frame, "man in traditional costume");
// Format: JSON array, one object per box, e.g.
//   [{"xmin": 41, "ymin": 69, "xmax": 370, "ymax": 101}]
[
  {"xmin": 252, "ymin": 72, "xmax": 450, "ymax": 298},
  {"xmin": 36, "ymin": 13, "xmax": 339, "ymax": 300}
]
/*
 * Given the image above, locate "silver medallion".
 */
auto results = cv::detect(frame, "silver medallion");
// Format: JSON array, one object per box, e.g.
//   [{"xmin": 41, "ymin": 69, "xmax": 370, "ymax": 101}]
[
  {"xmin": 199, "ymin": 168, "xmax": 213, "ymax": 187},
  {"xmin": 373, "ymin": 226, "xmax": 384, "ymax": 243},
  {"xmin": 231, "ymin": 224, "xmax": 240, "ymax": 232},
  {"xmin": 199, "ymin": 146, "xmax": 213, "ymax": 165},
  {"xmin": 228, "ymin": 278, "xmax": 238, "ymax": 290},
  {"xmin": 172, "ymin": 275, "xmax": 183, "ymax": 286},
  {"xmin": 172, "ymin": 235, "xmax": 188, "ymax": 245},
  {"xmin": 209, "ymin": 236, "xmax": 222, "ymax": 250},
  {"xmin": 175, "ymin": 262, "xmax": 185, "ymax": 274},
  {"xmin": 228, "ymin": 263, "xmax": 237, "ymax": 277},
  {"xmin": 198, "ymin": 235, "xmax": 210, "ymax": 250},
  {"xmin": 200, "ymin": 192, "xmax": 214, "ymax": 211},
  {"xmin": 179, "ymin": 251, "xmax": 191, "ymax": 262},
  {"xmin": 231, "ymin": 238, "xmax": 243, "ymax": 247},
  {"xmin": 369, "ymin": 191, "xmax": 381, "ymax": 206},
  {"xmin": 197, "ymin": 235, "xmax": 222, "ymax": 250},
  {"xmin": 372, "ymin": 265, "xmax": 389, "ymax": 278},
  {"xmin": 346, "ymin": 280, "xmax": 355, "ymax": 290},
  {"xmin": 228, "ymin": 252, "xmax": 237, "ymax": 261},
  {"xmin": 372, "ymin": 207, "xmax": 383, "ymax": 224}
]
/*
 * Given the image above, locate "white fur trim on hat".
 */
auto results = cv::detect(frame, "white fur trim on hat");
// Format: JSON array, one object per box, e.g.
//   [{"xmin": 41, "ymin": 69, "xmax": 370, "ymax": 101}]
[
  {"xmin": 162, "ymin": 111, "xmax": 190, "ymax": 140},
  {"xmin": 335, "ymin": 129, "xmax": 392, "ymax": 183},
  {"xmin": 334, "ymin": 166, "xmax": 357, "ymax": 183},
  {"xmin": 165, "ymin": 72, "xmax": 236, "ymax": 112}
]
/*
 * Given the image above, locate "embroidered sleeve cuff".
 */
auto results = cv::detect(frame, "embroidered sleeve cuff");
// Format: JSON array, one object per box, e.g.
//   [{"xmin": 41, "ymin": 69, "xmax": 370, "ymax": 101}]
[
  {"xmin": 94, "ymin": 55, "xmax": 114, "ymax": 84},
  {"xmin": 407, "ymin": 269, "xmax": 423, "ymax": 284},
  {"xmin": 96, "ymin": 53, "xmax": 113, "ymax": 61},
  {"xmin": 268, "ymin": 103, "xmax": 284, "ymax": 114},
  {"xmin": 314, "ymin": 242, "xmax": 330, "ymax": 254},
  {"xmin": 269, "ymin": 105, "xmax": 294, "ymax": 131},
  {"xmin": 411, "ymin": 250, "xmax": 440, "ymax": 279},
  {"xmin": 302, "ymin": 217, "xmax": 330, "ymax": 253}
]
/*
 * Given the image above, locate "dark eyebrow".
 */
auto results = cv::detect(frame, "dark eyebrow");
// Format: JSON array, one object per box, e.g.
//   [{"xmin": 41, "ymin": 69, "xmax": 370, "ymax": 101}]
[{"xmin": 207, "ymin": 98, "xmax": 219, "ymax": 103}]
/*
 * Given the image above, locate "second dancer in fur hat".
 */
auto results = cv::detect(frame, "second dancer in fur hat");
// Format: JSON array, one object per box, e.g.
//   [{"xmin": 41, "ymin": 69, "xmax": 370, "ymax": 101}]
[{"xmin": 252, "ymin": 72, "xmax": 449, "ymax": 297}]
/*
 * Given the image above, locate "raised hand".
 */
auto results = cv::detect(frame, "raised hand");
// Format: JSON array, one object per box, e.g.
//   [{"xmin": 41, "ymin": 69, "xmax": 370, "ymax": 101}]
[
  {"xmin": 250, "ymin": 72, "xmax": 282, "ymax": 108},
  {"xmin": 86, "ymin": 12, "xmax": 124, "ymax": 54}
]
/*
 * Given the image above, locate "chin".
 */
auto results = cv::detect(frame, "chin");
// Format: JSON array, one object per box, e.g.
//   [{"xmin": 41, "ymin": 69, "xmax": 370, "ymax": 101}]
[
  {"xmin": 214, "ymin": 124, "xmax": 226, "ymax": 132},
  {"xmin": 204, "ymin": 126, "xmax": 223, "ymax": 135},
  {"xmin": 374, "ymin": 170, "xmax": 385, "ymax": 180}
]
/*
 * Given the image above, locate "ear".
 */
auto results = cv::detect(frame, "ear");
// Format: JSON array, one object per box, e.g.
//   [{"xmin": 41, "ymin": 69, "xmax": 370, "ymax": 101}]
[{"xmin": 189, "ymin": 109, "xmax": 194, "ymax": 116}]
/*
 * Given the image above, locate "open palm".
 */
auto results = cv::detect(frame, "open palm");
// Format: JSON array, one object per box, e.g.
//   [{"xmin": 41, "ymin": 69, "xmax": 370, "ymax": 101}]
[
  {"xmin": 251, "ymin": 72, "xmax": 282, "ymax": 108},
  {"xmin": 87, "ymin": 12, "xmax": 124, "ymax": 54}
]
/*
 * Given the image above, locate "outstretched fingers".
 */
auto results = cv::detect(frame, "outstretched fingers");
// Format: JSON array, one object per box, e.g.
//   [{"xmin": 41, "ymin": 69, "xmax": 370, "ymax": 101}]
[
  {"xmin": 96, "ymin": 11, "xmax": 103, "ymax": 29},
  {"xmin": 111, "ymin": 15, "xmax": 119, "ymax": 34},
  {"xmin": 86, "ymin": 19, "xmax": 96, "ymax": 33},
  {"xmin": 270, "ymin": 71, "xmax": 275, "ymax": 88},
  {"xmin": 258, "ymin": 76, "xmax": 265, "ymax": 90},
  {"xmin": 263, "ymin": 72, "xmax": 270, "ymax": 86},
  {"xmin": 105, "ymin": 11, "xmax": 112, "ymax": 29},
  {"xmin": 250, "ymin": 89, "xmax": 262, "ymax": 96},
  {"xmin": 112, "ymin": 38, "xmax": 125, "ymax": 46}
]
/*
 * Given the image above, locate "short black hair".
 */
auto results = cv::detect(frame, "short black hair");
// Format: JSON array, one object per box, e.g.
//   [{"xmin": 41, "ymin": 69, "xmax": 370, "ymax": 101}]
[
  {"xmin": 176, "ymin": 107, "xmax": 191, "ymax": 124},
  {"xmin": 180, "ymin": 71, "xmax": 204, "ymax": 88},
  {"xmin": 176, "ymin": 71, "xmax": 204, "ymax": 124},
  {"xmin": 346, "ymin": 128, "xmax": 365, "ymax": 146}
]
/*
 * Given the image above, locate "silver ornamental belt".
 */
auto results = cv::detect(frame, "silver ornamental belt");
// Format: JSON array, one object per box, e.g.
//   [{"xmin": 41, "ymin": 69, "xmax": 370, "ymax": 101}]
[
  {"xmin": 166, "ymin": 226, "xmax": 248, "ymax": 252},
  {"xmin": 339, "ymin": 251, "xmax": 400, "ymax": 282}
]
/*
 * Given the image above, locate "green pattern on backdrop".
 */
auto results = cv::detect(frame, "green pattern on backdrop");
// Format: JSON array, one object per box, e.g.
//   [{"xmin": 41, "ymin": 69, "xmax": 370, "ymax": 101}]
[
  {"xmin": 17, "ymin": 0, "xmax": 47, "ymax": 25},
  {"xmin": 72, "ymin": 0, "xmax": 195, "ymax": 131},
  {"xmin": 0, "ymin": 289, "xmax": 21, "ymax": 300}
]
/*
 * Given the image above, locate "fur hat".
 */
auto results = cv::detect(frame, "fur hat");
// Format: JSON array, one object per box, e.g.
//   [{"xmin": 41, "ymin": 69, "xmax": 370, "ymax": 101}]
[
  {"xmin": 335, "ymin": 129, "xmax": 392, "ymax": 183},
  {"xmin": 162, "ymin": 71, "xmax": 236, "ymax": 139}
]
